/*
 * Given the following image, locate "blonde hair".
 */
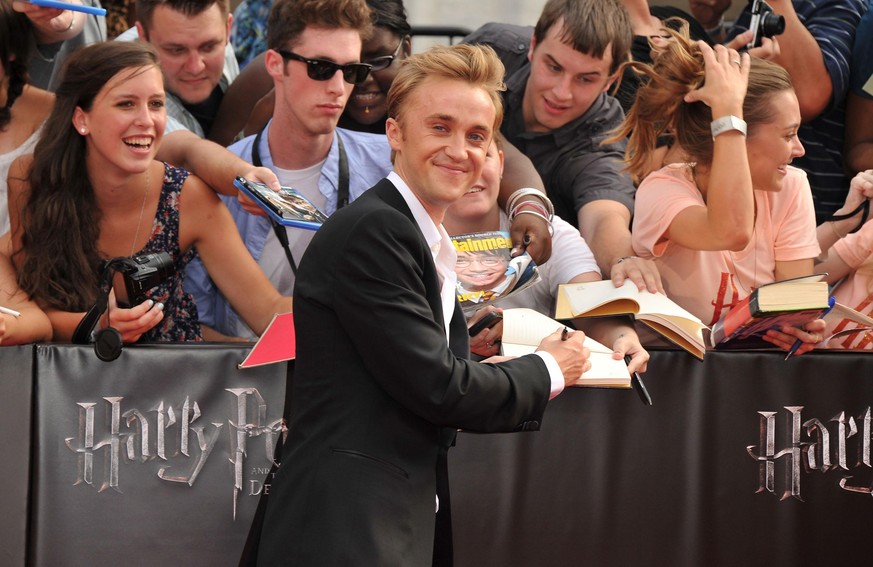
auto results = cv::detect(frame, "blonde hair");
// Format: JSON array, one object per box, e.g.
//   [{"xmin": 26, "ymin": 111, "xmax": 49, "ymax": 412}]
[{"xmin": 387, "ymin": 43, "xmax": 505, "ymax": 132}]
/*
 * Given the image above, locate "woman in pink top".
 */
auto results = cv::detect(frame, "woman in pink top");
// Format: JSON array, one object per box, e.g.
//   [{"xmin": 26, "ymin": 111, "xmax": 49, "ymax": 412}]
[
  {"xmin": 815, "ymin": 169, "xmax": 873, "ymax": 348},
  {"xmin": 610, "ymin": 29, "xmax": 824, "ymax": 355}
]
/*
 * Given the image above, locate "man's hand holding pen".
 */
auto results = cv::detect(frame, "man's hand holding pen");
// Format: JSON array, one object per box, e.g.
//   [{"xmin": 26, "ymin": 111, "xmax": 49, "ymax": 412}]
[{"xmin": 537, "ymin": 327, "xmax": 590, "ymax": 388}]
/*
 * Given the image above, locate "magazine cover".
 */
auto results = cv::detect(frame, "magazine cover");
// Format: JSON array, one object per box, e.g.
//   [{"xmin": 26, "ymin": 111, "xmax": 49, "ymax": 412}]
[{"xmin": 451, "ymin": 230, "xmax": 540, "ymax": 313}]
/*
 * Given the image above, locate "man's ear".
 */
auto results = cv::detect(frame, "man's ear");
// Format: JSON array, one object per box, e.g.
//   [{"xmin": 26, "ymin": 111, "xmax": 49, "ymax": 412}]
[
  {"xmin": 602, "ymin": 73, "xmax": 619, "ymax": 94},
  {"xmin": 135, "ymin": 21, "xmax": 147, "ymax": 42},
  {"xmin": 385, "ymin": 117, "xmax": 403, "ymax": 152},
  {"xmin": 225, "ymin": 14, "xmax": 233, "ymax": 43},
  {"xmin": 264, "ymin": 49, "xmax": 285, "ymax": 79},
  {"xmin": 527, "ymin": 34, "xmax": 537, "ymax": 63}
]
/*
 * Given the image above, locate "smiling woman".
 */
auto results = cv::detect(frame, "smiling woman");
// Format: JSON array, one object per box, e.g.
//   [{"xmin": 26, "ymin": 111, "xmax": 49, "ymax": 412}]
[
  {"xmin": 607, "ymin": 29, "xmax": 825, "ymax": 356},
  {"xmin": 5, "ymin": 41, "xmax": 291, "ymax": 345}
]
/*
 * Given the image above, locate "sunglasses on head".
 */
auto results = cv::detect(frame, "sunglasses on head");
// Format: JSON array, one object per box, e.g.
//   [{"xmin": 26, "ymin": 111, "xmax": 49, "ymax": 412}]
[
  {"xmin": 363, "ymin": 35, "xmax": 408, "ymax": 72},
  {"xmin": 276, "ymin": 49, "xmax": 372, "ymax": 85}
]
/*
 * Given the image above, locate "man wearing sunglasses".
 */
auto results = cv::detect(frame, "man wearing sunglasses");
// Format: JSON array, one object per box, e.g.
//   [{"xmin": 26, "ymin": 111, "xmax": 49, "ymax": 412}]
[{"xmin": 184, "ymin": 0, "xmax": 393, "ymax": 341}]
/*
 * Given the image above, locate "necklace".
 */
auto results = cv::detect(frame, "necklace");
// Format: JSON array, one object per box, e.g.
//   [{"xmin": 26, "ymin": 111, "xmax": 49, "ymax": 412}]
[{"xmin": 130, "ymin": 166, "xmax": 151, "ymax": 256}]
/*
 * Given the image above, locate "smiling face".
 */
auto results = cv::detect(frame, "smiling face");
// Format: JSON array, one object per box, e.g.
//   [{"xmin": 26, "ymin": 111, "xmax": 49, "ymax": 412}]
[
  {"xmin": 523, "ymin": 19, "xmax": 615, "ymax": 133},
  {"xmin": 138, "ymin": 4, "xmax": 230, "ymax": 105},
  {"xmin": 445, "ymin": 141, "xmax": 504, "ymax": 226},
  {"xmin": 387, "ymin": 75, "xmax": 495, "ymax": 225},
  {"xmin": 455, "ymin": 249, "xmax": 510, "ymax": 292},
  {"xmin": 268, "ymin": 25, "xmax": 363, "ymax": 138},
  {"xmin": 746, "ymin": 90, "xmax": 805, "ymax": 192},
  {"xmin": 345, "ymin": 26, "xmax": 409, "ymax": 126},
  {"xmin": 73, "ymin": 65, "xmax": 166, "ymax": 177}
]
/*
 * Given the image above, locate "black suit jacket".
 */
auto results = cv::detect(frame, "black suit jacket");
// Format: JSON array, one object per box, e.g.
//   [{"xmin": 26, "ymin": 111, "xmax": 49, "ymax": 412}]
[{"xmin": 256, "ymin": 178, "xmax": 552, "ymax": 566}]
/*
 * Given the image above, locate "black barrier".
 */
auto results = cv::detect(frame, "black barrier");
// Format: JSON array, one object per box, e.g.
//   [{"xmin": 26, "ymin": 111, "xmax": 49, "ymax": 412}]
[
  {"xmin": 450, "ymin": 348, "xmax": 873, "ymax": 566},
  {"xmin": 24, "ymin": 344, "xmax": 287, "ymax": 567},
  {"xmin": 0, "ymin": 345, "xmax": 34, "ymax": 566},
  {"xmin": 4, "ymin": 345, "xmax": 873, "ymax": 566}
]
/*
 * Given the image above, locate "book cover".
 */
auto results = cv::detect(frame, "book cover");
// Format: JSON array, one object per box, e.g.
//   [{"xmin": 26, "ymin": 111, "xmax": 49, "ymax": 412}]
[
  {"xmin": 710, "ymin": 276, "xmax": 831, "ymax": 349},
  {"xmin": 500, "ymin": 308, "xmax": 631, "ymax": 388},
  {"xmin": 238, "ymin": 312, "xmax": 296, "ymax": 369},
  {"xmin": 451, "ymin": 230, "xmax": 540, "ymax": 314},
  {"xmin": 555, "ymin": 279, "xmax": 707, "ymax": 360},
  {"xmin": 233, "ymin": 177, "xmax": 327, "ymax": 230}
]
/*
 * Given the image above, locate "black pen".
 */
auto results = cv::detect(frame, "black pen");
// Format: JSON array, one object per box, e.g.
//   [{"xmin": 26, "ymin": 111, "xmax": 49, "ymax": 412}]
[
  {"xmin": 625, "ymin": 355, "xmax": 652, "ymax": 406},
  {"xmin": 561, "ymin": 327, "xmax": 570, "ymax": 341}
]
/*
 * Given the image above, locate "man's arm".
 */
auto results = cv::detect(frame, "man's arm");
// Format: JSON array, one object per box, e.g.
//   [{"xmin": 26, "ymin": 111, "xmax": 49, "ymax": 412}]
[{"xmin": 725, "ymin": 0, "xmax": 864, "ymax": 122}]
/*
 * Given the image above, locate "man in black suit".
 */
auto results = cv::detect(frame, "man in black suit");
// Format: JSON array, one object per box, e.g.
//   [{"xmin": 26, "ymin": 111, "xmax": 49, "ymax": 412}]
[{"xmin": 255, "ymin": 43, "xmax": 590, "ymax": 567}]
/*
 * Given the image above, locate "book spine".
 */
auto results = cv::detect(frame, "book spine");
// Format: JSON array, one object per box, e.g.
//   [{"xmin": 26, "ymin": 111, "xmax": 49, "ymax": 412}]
[{"xmin": 711, "ymin": 292, "xmax": 759, "ymax": 344}]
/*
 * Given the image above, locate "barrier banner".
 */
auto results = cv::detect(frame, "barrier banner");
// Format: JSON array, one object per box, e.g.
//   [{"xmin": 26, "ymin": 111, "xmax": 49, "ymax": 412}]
[
  {"xmin": 28, "ymin": 344, "xmax": 287, "ymax": 567},
  {"xmin": 450, "ymin": 349, "xmax": 873, "ymax": 566},
  {"xmin": 0, "ymin": 346, "xmax": 34, "ymax": 566}
]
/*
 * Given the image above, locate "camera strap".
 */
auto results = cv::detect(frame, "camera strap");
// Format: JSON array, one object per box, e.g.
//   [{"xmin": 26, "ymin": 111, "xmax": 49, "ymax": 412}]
[{"xmin": 251, "ymin": 125, "xmax": 349, "ymax": 276}]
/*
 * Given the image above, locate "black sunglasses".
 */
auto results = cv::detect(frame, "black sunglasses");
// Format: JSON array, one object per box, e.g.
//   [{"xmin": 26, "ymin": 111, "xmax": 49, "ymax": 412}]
[
  {"xmin": 362, "ymin": 35, "xmax": 408, "ymax": 72},
  {"xmin": 275, "ymin": 49, "xmax": 372, "ymax": 85}
]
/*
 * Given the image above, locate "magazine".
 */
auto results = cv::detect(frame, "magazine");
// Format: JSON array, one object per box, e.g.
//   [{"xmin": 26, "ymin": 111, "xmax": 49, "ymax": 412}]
[
  {"xmin": 451, "ymin": 230, "xmax": 540, "ymax": 313},
  {"xmin": 233, "ymin": 176, "xmax": 328, "ymax": 230}
]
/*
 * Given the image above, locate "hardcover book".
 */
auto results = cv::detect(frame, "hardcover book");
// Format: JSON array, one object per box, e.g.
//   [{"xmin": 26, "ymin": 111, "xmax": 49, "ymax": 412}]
[
  {"xmin": 710, "ymin": 275, "xmax": 831, "ymax": 350},
  {"xmin": 500, "ymin": 308, "xmax": 631, "ymax": 388},
  {"xmin": 555, "ymin": 279, "xmax": 708, "ymax": 360}
]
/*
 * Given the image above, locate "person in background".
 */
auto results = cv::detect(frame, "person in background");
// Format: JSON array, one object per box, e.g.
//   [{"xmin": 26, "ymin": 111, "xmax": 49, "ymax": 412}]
[
  {"xmin": 616, "ymin": 31, "xmax": 824, "ymax": 355},
  {"xmin": 464, "ymin": 0, "xmax": 663, "ymax": 293},
  {"xmin": 117, "ymin": 0, "xmax": 239, "ymax": 138},
  {"xmin": 230, "ymin": 0, "xmax": 273, "ymax": 69},
  {"xmin": 844, "ymin": 2, "xmax": 873, "ymax": 176},
  {"xmin": 814, "ymin": 169, "xmax": 873, "ymax": 348},
  {"xmin": 13, "ymin": 0, "xmax": 106, "ymax": 91},
  {"xmin": 443, "ymin": 137, "xmax": 649, "ymax": 371},
  {"xmin": 185, "ymin": 0, "xmax": 391, "ymax": 341},
  {"xmin": 6, "ymin": 41, "xmax": 291, "ymax": 343},
  {"xmin": 689, "ymin": 0, "xmax": 868, "ymax": 224},
  {"xmin": 0, "ymin": 235, "xmax": 50, "ymax": 345},
  {"xmin": 1, "ymin": 0, "xmax": 54, "ymax": 235}
]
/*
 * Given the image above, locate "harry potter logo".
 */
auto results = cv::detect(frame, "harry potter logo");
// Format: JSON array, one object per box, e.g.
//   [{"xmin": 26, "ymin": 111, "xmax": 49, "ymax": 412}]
[
  {"xmin": 748, "ymin": 406, "xmax": 873, "ymax": 500},
  {"xmin": 64, "ymin": 388, "xmax": 286, "ymax": 519}
]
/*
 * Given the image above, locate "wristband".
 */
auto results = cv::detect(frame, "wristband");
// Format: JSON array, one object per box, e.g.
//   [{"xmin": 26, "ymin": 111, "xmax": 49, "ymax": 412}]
[{"xmin": 711, "ymin": 116, "xmax": 747, "ymax": 140}]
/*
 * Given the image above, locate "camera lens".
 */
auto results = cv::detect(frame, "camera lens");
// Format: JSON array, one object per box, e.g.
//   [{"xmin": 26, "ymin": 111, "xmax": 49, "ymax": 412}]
[{"xmin": 760, "ymin": 12, "xmax": 786, "ymax": 38}]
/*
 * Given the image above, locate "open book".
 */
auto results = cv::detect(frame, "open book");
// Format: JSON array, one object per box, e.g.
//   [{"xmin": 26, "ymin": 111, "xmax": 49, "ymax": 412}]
[
  {"xmin": 451, "ymin": 230, "xmax": 540, "ymax": 314},
  {"xmin": 555, "ymin": 280, "xmax": 707, "ymax": 360},
  {"xmin": 233, "ymin": 176, "xmax": 327, "ymax": 230},
  {"xmin": 500, "ymin": 308, "xmax": 631, "ymax": 388},
  {"xmin": 710, "ymin": 275, "xmax": 832, "ymax": 350}
]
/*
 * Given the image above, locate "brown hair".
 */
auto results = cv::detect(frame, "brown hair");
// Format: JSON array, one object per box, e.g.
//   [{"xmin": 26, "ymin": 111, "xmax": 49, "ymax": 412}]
[
  {"xmin": 267, "ymin": 0, "xmax": 373, "ymax": 51},
  {"xmin": 15, "ymin": 42, "xmax": 161, "ymax": 310},
  {"xmin": 136, "ymin": 0, "xmax": 229, "ymax": 35},
  {"xmin": 609, "ymin": 27, "xmax": 793, "ymax": 184},
  {"xmin": 533, "ymin": 0, "xmax": 633, "ymax": 76}
]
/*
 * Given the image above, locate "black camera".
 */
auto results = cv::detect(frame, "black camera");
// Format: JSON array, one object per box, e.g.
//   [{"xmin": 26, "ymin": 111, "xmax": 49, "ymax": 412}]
[
  {"xmin": 113, "ymin": 252, "xmax": 173, "ymax": 307},
  {"xmin": 748, "ymin": 0, "xmax": 786, "ymax": 49}
]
